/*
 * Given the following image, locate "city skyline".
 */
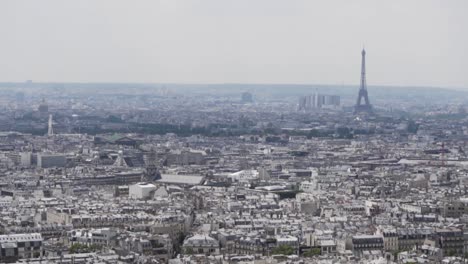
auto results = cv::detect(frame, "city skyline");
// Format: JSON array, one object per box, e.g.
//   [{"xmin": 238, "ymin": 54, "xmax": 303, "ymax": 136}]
[{"xmin": 1, "ymin": 1, "xmax": 468, "ymax": 263}]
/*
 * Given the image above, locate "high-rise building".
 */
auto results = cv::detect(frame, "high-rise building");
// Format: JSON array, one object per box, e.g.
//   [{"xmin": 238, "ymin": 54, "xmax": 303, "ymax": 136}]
[
  {"xmin": 298, "ymin": 94, "xmax": 340, "ymax": 110},
  {"xmin": 355, "ymin": 49, "xmax": 372, "ymax": 113},
  {"xmin": 20, "ymin": 152, "xmax": 32, "ymax": 167}
]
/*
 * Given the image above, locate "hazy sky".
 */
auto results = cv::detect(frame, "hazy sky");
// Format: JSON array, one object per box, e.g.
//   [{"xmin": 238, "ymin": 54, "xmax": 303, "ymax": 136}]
[{"xmin": 0, "ymin": 0, "xmax": 467, "ymax": 88}]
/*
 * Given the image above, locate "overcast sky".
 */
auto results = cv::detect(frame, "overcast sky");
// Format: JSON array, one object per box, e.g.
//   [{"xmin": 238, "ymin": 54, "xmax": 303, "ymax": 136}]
[{"xmin": 0, "ymin": 0, "xmax": 466, "ymax": 88}]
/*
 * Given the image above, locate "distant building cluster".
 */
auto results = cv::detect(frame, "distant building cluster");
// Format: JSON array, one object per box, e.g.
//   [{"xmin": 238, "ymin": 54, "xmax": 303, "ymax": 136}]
[{"xmin": 298, "ymin": 93, "xmax": 341, "ymax": 110}]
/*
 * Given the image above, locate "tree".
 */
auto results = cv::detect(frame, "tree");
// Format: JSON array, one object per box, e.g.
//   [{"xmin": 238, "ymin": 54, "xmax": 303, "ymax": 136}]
[
  {"xmin": 69, "ymin": 243, "xmax": 102, "ymax": 254},
  {"xmin": 303, "ymin": 248, "xmax": 321, "ymax": 257},
  {"xmin": 336, "ymin": 127, "xmax": 353, "ymax": 139},
  {"xmin": 271, "ymin": 245, "xmax": 295, "ymax": 255},
  {"xmin": 446, "ymin": 249, "xmax": 457, "ymax": 257},
  {"xmin": 173, "ymin": 232, "xmax": 186, "ymax": 255},
  {"xmin": 184, "ymin": 247, "xmax": 194, "ymax": 255}
]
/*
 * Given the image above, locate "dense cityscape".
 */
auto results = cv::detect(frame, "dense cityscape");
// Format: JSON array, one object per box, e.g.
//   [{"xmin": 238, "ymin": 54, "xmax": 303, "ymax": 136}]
[
  {"xmin": 0, "ymin": 49, "xmax": 466, "ymax": 264},
  {"xmin": 1, "ymin": 0, "xmax": 467, "ymax": 263}
]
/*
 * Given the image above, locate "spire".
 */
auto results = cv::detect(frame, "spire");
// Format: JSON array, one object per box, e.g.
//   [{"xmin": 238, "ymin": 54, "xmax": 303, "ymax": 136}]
[
  {"xmin": 360, "ymin": 48, "xmax": 367, "ymax": 91},
  {"xmin": 355, "ymin": 48, "xmax": 372, "ymax": 113}
]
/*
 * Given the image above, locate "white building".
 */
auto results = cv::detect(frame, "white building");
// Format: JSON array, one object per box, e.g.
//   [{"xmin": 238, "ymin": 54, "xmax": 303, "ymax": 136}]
[
  {"xmin": 129, "ymin": 182, "xmax": 157, "ymax": 199},
  {"xmin": 300, "ymin": 180, "xmax": 318, "ymax": 193},
  {"xmin": 68, "ymin": 228, "xmax": 117, "ymax": 246},
  {"xmin": 228, "ymin": 170, "xmax": 259, "ymax": 182},
  {"xmin": 20, "ymin": 152, "xmax": 32, "ymax": 167}
]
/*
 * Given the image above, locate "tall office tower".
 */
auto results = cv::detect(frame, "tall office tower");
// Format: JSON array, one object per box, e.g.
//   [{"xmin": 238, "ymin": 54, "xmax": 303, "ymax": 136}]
[
  {"xmin": 305, "ymin": 95, "xmax": 312, "ymax": 109},
  {"xmin": 355, "ymin": 49, "xmax": 372, "ymax": 113},
  {"xmin": 47, "ymin": 114, "xmax": 54, "ymax": 136},
  {"xmin": 314, "ymin": 90, "xmax": 321, "ymax": 108}
]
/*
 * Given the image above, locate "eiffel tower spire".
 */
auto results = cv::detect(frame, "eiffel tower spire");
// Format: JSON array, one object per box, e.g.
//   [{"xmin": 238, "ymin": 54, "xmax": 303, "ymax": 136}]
[{"xmin": 355, "ymin": 48, "xmax": 372, "ymax": 113}]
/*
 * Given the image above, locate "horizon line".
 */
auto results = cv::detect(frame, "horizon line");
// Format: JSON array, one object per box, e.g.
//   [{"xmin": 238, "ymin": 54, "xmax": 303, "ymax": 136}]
[{"xmin": 0, "ymin": 81, "xmax": 466, "ymax": 91}]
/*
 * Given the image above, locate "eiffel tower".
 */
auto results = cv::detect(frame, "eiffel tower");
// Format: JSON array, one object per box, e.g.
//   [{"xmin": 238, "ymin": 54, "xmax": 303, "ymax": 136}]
[{"xmin": 355, "ymin": 48, "xmax": 372, "ymax": 113}]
